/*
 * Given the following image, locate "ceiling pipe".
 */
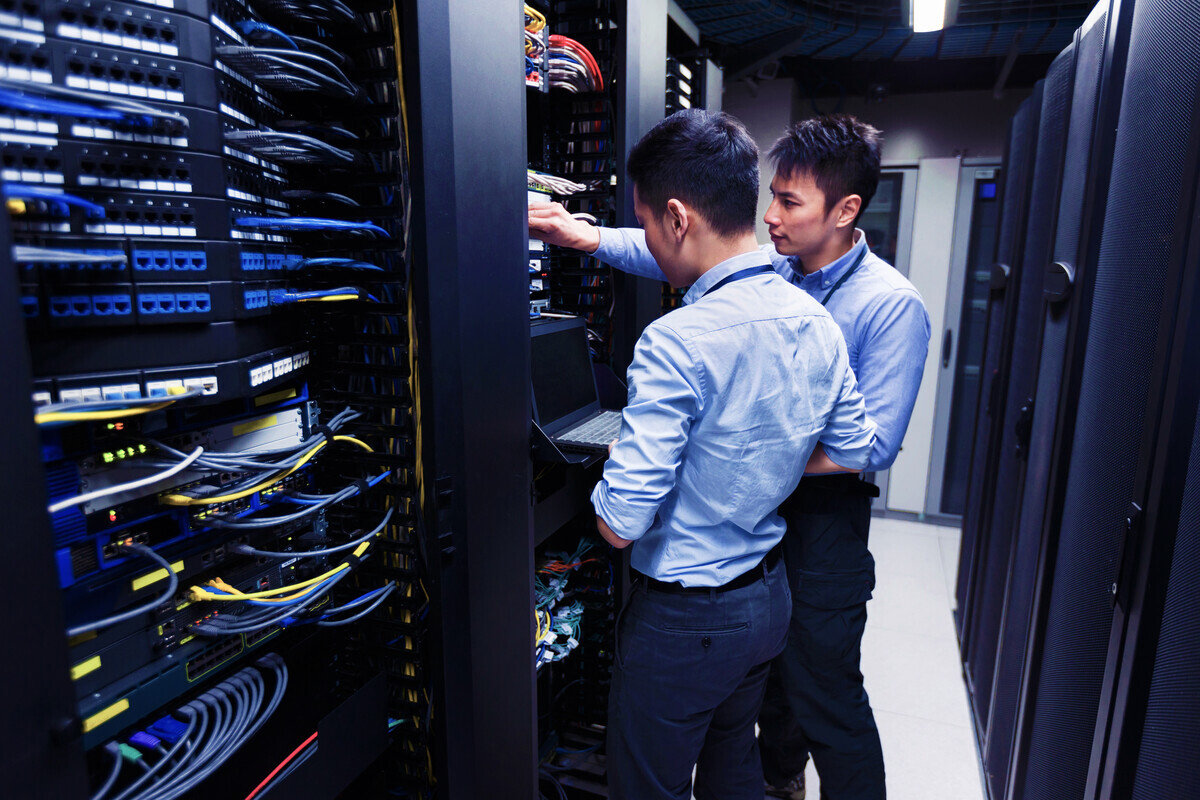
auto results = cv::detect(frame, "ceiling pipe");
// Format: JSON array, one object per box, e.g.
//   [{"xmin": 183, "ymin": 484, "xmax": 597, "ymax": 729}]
[{"xmin": 992, "ymin": 29, "xmax": 1023, "ymax": 98}]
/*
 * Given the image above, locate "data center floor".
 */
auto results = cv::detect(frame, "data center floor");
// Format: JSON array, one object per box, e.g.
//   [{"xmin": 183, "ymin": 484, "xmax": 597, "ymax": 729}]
[{"xmin": 777, "ymin": 517, "xmax": 985, "ymax": 800}]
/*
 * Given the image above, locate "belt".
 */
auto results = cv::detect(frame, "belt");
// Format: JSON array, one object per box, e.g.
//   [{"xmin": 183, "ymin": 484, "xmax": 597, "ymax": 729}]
[
  {"xmin": 791, "ymin": 474, "xmax": 880, "ymax": 498},
  {"xmin": 637, "ymin": 543, "xmax": 782, "ymax": 595}
]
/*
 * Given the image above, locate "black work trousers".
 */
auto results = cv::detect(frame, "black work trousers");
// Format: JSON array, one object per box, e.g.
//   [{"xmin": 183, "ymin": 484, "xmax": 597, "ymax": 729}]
[{"xmin": 759, "ymin": 474, "xmax": 886, "ymax": 800}]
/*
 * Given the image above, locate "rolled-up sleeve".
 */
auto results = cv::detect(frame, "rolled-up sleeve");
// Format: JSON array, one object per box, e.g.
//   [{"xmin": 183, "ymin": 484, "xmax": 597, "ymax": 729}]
[
  {"xmin": 593, "ymin": 227, "xmax": 667, "ymax": 280},
  {"xmin": 855, "ymin": 289, "xmax": 931, "ymax": 471},
  {"xmin": 819, "ymin": 336, "xmax": 876, "ymax": 471},
  {"xmin": 591, "ymin": 323, "xmax": 703, "ymax": 541}
]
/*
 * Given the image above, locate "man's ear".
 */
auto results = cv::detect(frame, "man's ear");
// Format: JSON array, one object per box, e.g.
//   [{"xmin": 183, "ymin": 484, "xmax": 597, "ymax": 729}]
[
  {"xmin": 835, "ymin": 194, "xmax": 862, "ymax": 229},
  {"xmin": 666, "ymin": 198, "xmax": 689, "ymax": 242}
]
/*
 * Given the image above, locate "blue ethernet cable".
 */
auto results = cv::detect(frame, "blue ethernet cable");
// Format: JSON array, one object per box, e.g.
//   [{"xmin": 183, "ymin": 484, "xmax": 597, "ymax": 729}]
[
  {"xmin": 4, "ymin": 184, "xmax": 105, "ymax": 217},
  {"xmin": 0, "ymin": 87, "xmax": 125, "ymax": 120},
  {"xmin": 235, "ymin": 20, "xmax": 299, "ymax": 50},
  {"xmin": 234, "ymin": 216, "xmax": 390, "ymax": 237}
]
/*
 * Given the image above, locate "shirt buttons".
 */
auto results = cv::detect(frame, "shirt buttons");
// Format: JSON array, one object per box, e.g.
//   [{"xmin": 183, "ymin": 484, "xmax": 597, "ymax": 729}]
[{"xmin": 702, "ymin": 636, "xmax": 712, "ymax": 648}]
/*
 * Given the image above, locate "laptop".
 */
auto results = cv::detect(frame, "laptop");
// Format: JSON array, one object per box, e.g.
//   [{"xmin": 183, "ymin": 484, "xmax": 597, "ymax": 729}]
[{"xmin": 531, "ymin": 317, "xmax": 624, "ymax": 454}]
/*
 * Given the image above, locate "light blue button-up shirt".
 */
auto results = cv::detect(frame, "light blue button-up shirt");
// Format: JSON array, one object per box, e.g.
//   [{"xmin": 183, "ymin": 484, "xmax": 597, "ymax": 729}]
[
  {"xmin": 594, "ymin": 227, "xmax": 931, "ymax": 471},
  {"xmin": 590, "ymin": 250, "xmax": 875, "ymax": 587}
]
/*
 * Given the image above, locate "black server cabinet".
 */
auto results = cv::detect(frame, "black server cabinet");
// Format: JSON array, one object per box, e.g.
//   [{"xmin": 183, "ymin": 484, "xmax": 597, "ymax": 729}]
[
  {"xmin": 956, "ymin": 83, "xmax": 1042, "ymax": 651},
  {"xmin": 1079, "ymin": 0, "xmax": 1200, "ymax": 797},
  {"xmin": 1012, "ymin": 0, "xmax": 1199, "ymax": 796},
  {"xmin": 987, "ymin": 8, "xmax": 1114, "ymax": 800},
  {"xmin": 0, "ymin": 211, "xmax": 89, "ymax": 797},
  {"xmin": 966, "ymin": 46, "xmax": 1075, "ymax": 760}
]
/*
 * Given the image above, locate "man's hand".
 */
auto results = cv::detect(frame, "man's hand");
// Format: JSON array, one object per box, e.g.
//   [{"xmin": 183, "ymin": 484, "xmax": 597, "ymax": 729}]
[
  {"xmin": 805, "ymin": 444, "xmax": 862, "ymax": 475},
  {"xmin": 529, "ymin": 202, "xmax": 602, "ymax": 253}
]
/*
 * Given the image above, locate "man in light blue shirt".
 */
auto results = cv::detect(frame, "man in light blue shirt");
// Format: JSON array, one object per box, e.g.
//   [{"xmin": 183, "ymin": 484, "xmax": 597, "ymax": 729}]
[
  {"xmin": 531, "ymin": 115, "xmax": 930, "ymax": 800},
  {"xmin": 562, "ymin": 110, "xmax": 873, "ymax": 800}
]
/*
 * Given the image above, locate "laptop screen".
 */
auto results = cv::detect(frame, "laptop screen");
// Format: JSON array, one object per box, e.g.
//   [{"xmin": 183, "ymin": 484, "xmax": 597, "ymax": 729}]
[{"xmin": 531, "ymin": 320, "xmax": 599, "ymax": 430}]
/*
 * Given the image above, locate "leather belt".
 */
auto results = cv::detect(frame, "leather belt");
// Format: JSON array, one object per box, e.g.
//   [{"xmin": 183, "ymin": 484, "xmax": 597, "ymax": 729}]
[{"xmin": 637, "ymin": 543, "xmax": 782, "ymax": 595}]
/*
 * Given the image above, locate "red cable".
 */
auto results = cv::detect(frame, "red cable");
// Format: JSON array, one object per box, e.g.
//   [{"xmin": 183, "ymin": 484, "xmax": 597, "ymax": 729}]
[
  {"xmin": 244, "ymin": 731, "xmax": 318, "ymax": 800},
  {"xmin": 550, "ymin": 34, "xmax": 603, "ymax": 91}
]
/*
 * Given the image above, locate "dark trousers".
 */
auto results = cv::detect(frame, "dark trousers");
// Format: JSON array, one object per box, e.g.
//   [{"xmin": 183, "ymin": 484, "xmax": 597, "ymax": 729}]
[
  {"xmin": 759, "ymin": 475, "xmax": 886, "ymax": 800},
  {"xmin": 607, "ymin": 558, "xmax": 790, "ymax": 800}
]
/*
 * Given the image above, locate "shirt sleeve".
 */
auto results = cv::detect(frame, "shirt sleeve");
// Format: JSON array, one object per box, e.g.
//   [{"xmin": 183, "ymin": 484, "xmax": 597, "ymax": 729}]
[
  {"xmin": 818, "ymin": 330, "xmax": 876, "ymax": 470},
  {"xmin": 592, "ymin": 227, "xmax": 667, "ymax": 281},
  {"xmin": 856, "ymin": 289, "xmax": 932, "ymax": 471},
  {"xmin": 595, "ymin": 228, "xmax": 795, "ymax": 283},
  {"xmin": 591, "ymin": 323, "xmax": 703, "ymax": 542}
]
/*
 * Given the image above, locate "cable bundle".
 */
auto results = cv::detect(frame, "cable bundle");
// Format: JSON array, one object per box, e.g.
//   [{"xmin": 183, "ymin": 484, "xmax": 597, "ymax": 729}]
[
  {"xmin": 216, "ymin": 46, "xmax": 359, "ymax": 99},
  {"xmin": 234, "ymin": 216, "xmax": 390, "ymax": 238},
  {"xmin": 88, "ymin": 654, "xmax": 287, "ymax": 800},
  {"xmin": 255, "ymin": 0, "xmax": 357, "ymax": 28},
  {"xmin": 528, "ymin": 169, "xmax": 586, "ymax": 195},
  {"xmin": 548, "ymin": 35, "xmax": 603, "ymax": 93},
  {"xmin": 224, "ymin": 129, "xmax": 358, "ymax": 166},
  {"xmin": 534, "ymin": 539, "xmax": 603, "ymax": 669},
  {"xmin": 0, "ymin": 77, "xmax": 190, "ymax": 130}
]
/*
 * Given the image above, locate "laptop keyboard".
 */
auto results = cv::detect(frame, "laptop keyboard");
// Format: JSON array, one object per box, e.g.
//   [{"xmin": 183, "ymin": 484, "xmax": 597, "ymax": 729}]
[{"xmin": 561, "ymin": 410, "xmax": 623, "ymax": 445}]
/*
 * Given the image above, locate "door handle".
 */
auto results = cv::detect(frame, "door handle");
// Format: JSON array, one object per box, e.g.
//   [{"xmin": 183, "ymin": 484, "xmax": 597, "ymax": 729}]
[{"xmin": 942, "ymin": 328, "xmax": 954, "ymax": 368}]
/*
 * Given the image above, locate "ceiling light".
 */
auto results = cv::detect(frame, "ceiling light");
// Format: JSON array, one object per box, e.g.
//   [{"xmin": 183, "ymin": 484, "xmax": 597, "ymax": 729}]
[{"xmin": 907, "ymin": 0, "xmax": 958, "ymax": 33}]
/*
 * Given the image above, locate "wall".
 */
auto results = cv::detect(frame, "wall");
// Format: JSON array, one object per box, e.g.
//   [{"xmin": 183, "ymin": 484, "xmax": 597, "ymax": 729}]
[
  {"xmin": 723, "ymin": 80, "xmax": 1029, "ymax": 237},
  {"xmin": 723, "ymin": 78, "xmax": 796, "ymax": 241}
]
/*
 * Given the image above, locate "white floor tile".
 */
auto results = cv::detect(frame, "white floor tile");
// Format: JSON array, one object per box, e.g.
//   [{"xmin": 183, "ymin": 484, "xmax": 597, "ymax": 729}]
[
  {"xmin": 861, "ymin": 625, "xmax": 974, "ymax": 727},
  {"xmin": 868, "ymin": 569, "xmax": 959, "ymax": 641}
]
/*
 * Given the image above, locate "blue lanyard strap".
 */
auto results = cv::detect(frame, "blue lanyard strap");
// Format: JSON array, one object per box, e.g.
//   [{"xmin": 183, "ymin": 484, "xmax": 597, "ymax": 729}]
[
  {"xmin": 819, "ymin": 246, "xmax": 868, "ymax": 306},
  {"xmin": 701, "ymin": 265, "xmax": 774, "ymax": 299}
]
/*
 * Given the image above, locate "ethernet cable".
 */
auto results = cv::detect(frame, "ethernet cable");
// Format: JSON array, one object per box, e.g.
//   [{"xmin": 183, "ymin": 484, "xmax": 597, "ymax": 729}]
[
  {"xmin": 290, "ymin": 257, "xmax": 383, "ymax": 271},
  {"xmin": 34, "ymin": 386, "xmax": 200, "ymax": 425},
  {"xmin": 0, "ymin": 78, "xmax": 189, "ymax": 128},
  {"xmin": 158, "ymin": 436, "xmax": 372, "ymax": 507},
  {"xmin": 242, "ymin": 730, "xmax": 318, "ymax": 800},
  {"xmin": 201, "ymin": 472, "xmax": 388, "ymax": 530},
  {"xmin": 524, "ymin": 4, "xmax": 546, "ymax": 32},
  {"xmin": 269, "ymin": 287, "xmax": 376, "ymax": 305},
  {"xmin": 234, "ymin": 216, "xmax": 390, "ymax": 237},
  {"xmin": 233, "ymin": 506, "xmax": 394, "ymax": 558},
  {"xmin": 13, "ymin": 245, "xmax": 127, "ymax": 265},
  {"xmin": 90, "ymin": 743, "xmax": 122, "ymax": 800},
  {"xmin": 115, "ymin": 656, "xmax": 287, "ymax": 800},
  {"xmin": 223, "ymin": 130, "xmax": 357, "ymax": 164},
  {"xmin": 0, "ymin": 87, "xmax": 125, "ymax": 120},
  {"xmin": 3, "ymin": 184, "xmax": 105, "ymax": 217},
  {"xmin": 528, "ymin": 169, "xmax": 586, "ymax": 195},
  {"xmin": 316, "ymin": 581, "xmax": 396, "ymax": 626},
  {"xmin": 66, "ymin": 543, "xmax": 178, "ymax": 638},
  {"xmin": 49, "ymin": 446, "xmax": 204, "ymax": 514},
  {"xmin": 234, "ymin": 20, "xmax": 299, "ymax": 50},
  {"xmin": 188, "ymin": 542, "xmax": 371, "ymax": 604}
]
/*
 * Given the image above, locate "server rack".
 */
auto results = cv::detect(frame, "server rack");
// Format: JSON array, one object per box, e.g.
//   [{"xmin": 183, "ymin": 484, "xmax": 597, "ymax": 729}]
[{"xmin": 956, "ymin": 82, "xmax": 1042, "ymax": 654}]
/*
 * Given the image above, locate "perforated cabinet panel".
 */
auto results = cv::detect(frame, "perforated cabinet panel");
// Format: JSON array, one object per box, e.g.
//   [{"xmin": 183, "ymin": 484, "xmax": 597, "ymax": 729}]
[
  {"xmin": 966, "ymin": 50, "xmax": 1074, "ymax": 762},
  {"xmin": 988, "ymin": 12, "xmax": 1107, "ymax": 800},
  {"xmin": 1019, "ymin": 1, "xmax": 1200, "ymax": 797},
  {"xmin": 1131, "ymin": 414, "xmax": 1200, "ymax": 799},
  {"xmin": 956, "ymin": 86, "xmax": 1043, "ymax": 640}
]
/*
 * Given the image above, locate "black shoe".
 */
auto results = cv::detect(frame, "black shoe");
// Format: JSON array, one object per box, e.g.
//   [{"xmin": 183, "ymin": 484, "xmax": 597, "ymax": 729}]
[{"xmin": 765, "ymin": 772, "xmax": 806, "ymax": 800}]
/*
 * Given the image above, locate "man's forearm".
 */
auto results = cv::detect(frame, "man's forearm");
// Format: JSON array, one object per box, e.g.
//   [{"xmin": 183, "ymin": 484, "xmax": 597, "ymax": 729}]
[{"xmin": 596, "ymin": 515, "xmax": 631, "ymax": 549}]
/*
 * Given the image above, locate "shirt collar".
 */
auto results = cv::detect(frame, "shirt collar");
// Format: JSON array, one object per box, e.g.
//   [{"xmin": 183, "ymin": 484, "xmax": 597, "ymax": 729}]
[
  {"xmin": 792, "ymin": 228, "xmax": 869, "ymax": 290},
  {"xmin": 683, "ymin": 249, "xmax": 773, "ymax": 305}
]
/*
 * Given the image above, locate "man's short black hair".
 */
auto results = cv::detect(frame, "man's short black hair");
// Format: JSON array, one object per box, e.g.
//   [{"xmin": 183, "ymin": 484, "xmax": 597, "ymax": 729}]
[
  {"xmin": 626, "ymin": 109, "xmax": 759, "ymax": 238},
  {"xmin": 768, "ymin": 114, "xmax": 882, "ymax": 222}
]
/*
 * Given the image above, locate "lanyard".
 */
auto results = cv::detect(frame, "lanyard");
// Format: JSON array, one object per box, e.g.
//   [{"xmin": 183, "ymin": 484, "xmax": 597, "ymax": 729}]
[
  {"xmin": 819, "ymin": 246, "xmax": 868, "ymax": 306},
  {"xmin": 700, "ymin": 265, "xmax": 774, "ymax": 299}
]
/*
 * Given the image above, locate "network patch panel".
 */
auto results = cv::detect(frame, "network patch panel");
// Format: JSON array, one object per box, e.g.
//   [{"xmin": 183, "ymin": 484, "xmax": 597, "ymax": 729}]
[
  {"xmin": 22, "ymin": 277, "xmax": 281, "ymax": 328},
  {"xmin": 15, "ymin": 236, "xmax": 301, "ymax": 283},
  {"xmin": 29, "ymin": 343, "xmax": 309, "ymax": 414}
]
